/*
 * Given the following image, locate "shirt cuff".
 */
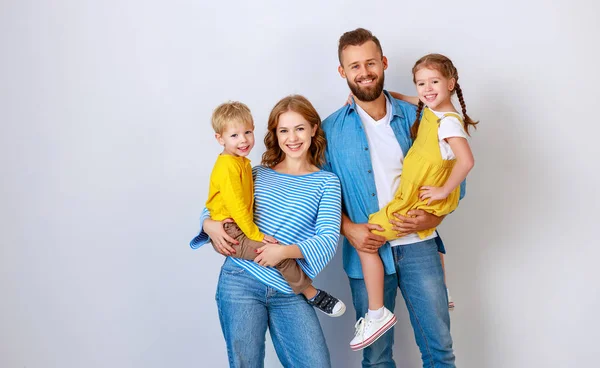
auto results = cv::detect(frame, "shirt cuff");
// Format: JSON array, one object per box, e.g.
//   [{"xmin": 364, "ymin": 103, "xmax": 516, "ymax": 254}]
[{"xmin": 189, "ymin": 209, "xmax": 211, "ymax": 249}]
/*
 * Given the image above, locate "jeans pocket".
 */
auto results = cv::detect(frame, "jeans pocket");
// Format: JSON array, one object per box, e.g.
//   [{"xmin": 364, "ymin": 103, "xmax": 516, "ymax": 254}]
[{"xmin": 220, "ymin": 259, "xmax": 246, "ymax": 275}]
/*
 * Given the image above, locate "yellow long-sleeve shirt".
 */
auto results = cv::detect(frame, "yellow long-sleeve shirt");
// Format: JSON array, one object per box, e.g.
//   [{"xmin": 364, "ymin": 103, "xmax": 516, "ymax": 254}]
[{"xmin": 206, "ymin": 154, "xmax": 264, "ymax": 242}]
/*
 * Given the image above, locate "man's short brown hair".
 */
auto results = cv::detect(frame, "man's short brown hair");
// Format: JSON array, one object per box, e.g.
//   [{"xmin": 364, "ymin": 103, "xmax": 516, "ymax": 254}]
[{"xmin": 337, "ymin": 28, "xmax": 383, "ymax": 65}]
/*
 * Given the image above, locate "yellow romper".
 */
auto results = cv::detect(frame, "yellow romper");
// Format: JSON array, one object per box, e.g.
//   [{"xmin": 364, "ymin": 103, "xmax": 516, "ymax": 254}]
[{"xmin": 369, "ymin": 107, "xmax": 463, "ymax": 240}]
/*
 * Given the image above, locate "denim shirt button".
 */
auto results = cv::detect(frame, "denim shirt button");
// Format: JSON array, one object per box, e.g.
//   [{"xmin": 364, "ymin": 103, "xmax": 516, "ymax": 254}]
[
  {"xmin": 368, "ymin": 170, "xmax": 372, "ymax": 173},
  {"xmin": 364, "ymin": 147, "xmax": 369, "ymax": 151},
  {"xmin": 371, "ymin": 193, "xmax": 375, "ymax": 196}
]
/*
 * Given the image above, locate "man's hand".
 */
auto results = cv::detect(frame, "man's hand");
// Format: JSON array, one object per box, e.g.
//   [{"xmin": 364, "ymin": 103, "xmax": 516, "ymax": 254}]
[
  {"xmin": 390, "ymin": 210, "xmax": 444, "ymax": 237},
  {"xmin": 343, "ymin": 221, "xmax": 387, "ymax": 254},
  {"xmin": 204, "ymin": 218, "xmax": 238, "ymax": 256}
]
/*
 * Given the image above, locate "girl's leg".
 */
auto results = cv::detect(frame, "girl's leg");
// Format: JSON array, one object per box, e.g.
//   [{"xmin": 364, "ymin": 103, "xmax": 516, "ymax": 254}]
[
  {"xmin": 215, "ymin": 259, "xmax": 269, "ymax": 368},
  {"xmin": 440, "ymin": 252, "xmax": 446, "ymax": 284},
  {"xmin": 358, "ymin": 250, "xmax": 385, "ymax": 310},
  {"xmin": 349, "ymin": 274, "xmax": 398, "ymax": 366},
  {"xmin": 440, "ymin": 253, "xmax": 454, "ymax": 309},
  {"xmin": 267, "ymin": 290, "xmax": 331, "ymax": 368},
  {"xmin": 350, "ymin": 250, "xmax": 397, "ymax": 351}
]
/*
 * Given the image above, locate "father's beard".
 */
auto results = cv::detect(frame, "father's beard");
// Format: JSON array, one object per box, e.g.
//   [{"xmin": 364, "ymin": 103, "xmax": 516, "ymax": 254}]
[{"xmin": 347, "ymin": 73, "xmax": 385, "ymax": 102}]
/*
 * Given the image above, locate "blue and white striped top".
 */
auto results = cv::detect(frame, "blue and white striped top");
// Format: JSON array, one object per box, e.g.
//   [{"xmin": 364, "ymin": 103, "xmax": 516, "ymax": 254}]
[{"xmin": 190, "ymin": 165, "xmax": 342, "ymax": 293}]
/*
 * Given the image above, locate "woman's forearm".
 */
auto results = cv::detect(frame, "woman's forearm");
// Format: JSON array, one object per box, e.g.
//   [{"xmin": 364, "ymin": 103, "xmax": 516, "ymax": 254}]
[{"xmin": 283, "ymin": 244, "xmax": 304, "ymax": 259}]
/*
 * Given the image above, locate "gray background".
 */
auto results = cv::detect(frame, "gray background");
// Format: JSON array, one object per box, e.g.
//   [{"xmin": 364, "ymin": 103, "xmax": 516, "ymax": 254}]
[{"xmin": 1, "ymin": 0, "xmax": 598, "ymax": 367}]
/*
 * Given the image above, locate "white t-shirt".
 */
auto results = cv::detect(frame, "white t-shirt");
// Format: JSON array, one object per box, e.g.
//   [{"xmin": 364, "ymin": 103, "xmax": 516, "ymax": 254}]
[
  {"xmin": 430, "ymin": 108, "xmax": 468, "ymax": 160},
  {"xmin": 355, "ymin": 97, "xmax": 436, "ymax": 246}
]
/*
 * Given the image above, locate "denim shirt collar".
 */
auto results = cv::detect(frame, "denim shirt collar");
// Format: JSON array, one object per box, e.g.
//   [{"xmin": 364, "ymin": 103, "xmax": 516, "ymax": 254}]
[{"xmin": 346, "ymin": 90, "xmax": 405, "ymax": 120}]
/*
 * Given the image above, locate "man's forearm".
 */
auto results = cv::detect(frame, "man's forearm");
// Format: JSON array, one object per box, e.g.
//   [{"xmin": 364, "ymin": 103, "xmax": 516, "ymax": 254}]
[{"xmin": 341, "ymin": 212, "xmax": 354, "ymax": 237}]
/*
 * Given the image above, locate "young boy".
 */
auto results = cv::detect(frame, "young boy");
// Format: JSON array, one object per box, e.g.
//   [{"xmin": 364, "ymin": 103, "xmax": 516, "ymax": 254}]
[{"xmin": 206, "ymin": 101, "xmax": 345, "ymax": 317}]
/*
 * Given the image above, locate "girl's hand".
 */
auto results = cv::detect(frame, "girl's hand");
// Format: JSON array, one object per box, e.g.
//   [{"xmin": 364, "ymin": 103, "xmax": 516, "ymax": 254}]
[
  {"xmin": 388, "ymin": 91, "xmax": 420, "ymax": 106},
  {"xmin": 262, "ymin": 235, "xmax": 279, "ymax": 244},
  {"xmin": 419, "ymin": 186, "xmax": 450, "ymax": 205},
  {"xmin": 204, "ymin": 218, "xmax": 238, "ymax": 256},
  {"xmin": 254, "ymin": 243, "xmax": 287, "ymax": 267},
  {"xmin": 345, "ymin": 93, "xmax": 354, "ymax": 106}
]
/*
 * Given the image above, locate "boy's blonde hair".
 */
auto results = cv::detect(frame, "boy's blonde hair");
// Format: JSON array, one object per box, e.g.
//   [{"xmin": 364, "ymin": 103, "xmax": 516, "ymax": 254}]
[{"xmin": 211, "ymin": 101, "xmax": 254, "ymax": 134}]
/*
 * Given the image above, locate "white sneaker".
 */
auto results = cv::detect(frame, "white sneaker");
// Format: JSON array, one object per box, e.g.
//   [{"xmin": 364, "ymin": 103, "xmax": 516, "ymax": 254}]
[{"xmin": 349, "ymin": 307, "xmax": 397, "ymax": 351}]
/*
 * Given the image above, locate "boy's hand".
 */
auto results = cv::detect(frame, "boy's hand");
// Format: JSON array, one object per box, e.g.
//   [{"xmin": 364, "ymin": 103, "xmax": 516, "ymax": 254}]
[
  {"xmin": 263, "ymin": 235, "xmax": 279, "ymax": 244},
  {"xmin": 419, "ymin": 186, "xmax": 450, "ymax": 205}
]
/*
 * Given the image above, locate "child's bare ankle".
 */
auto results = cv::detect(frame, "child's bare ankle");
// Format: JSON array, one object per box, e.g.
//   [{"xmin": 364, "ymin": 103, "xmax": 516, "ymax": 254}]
[{"xmin": 302, "ymin": 286, "xmax": 318, "ymax": 300}]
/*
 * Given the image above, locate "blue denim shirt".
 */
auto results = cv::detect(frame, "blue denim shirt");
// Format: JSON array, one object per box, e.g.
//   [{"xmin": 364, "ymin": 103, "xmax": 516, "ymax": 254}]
[{"xmin": 321, "ymin": 91, "xmax": 465, "ymax": 279}]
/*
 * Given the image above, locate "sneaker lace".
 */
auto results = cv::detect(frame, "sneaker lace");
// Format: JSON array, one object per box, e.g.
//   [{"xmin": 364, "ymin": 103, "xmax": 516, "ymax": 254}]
[{"xmin": 354, "ymin": 317, "xmax": 366, "ymax": 337}]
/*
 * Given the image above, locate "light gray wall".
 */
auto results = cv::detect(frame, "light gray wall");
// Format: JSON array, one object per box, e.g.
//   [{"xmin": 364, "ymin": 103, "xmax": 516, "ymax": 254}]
[{"xmin": 1, "ymin": 1, "xmax": 598, "ymax": 367}]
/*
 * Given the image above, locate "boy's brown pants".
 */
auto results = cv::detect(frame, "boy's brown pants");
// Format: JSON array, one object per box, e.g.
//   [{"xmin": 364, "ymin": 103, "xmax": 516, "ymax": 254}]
[{"xmin": 224, "ymin": 222, "xmax": 312, "ymax": 294}]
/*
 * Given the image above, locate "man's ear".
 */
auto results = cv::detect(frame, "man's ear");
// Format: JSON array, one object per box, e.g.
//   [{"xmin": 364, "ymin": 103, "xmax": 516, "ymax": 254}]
[
  {"xmin": 382, "ymin": 56, "xmax": 388, "ymax": 71},
  {"xmin": 338, "ymin": 65, "xmax": 346, "ymax": 79}
]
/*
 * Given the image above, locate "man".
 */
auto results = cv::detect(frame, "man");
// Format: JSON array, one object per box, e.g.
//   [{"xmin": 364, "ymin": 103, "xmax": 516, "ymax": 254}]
[{"xmin": 322, "ymin": 28, "xmax": 458, "ymax": 367}]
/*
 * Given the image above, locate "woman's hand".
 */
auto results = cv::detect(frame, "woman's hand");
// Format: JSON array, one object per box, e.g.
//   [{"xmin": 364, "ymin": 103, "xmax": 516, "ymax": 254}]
[
  {"xmin": 204, "ymin": 217, "xmax": 238, "ymax": 256},
  {"xmin": 254, "ymin": 243, "xmax": 287, "ymax": 267},
  {"xmin": 262, "ymin": 234, "xmax": 279, "ymax": 244}
]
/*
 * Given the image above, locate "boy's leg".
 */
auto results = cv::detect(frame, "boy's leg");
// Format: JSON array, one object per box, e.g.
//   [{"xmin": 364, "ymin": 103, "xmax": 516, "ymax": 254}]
[
  {"xmin": 275, "ymin": 259, "xmax": 312, "ymax": 294},
  {"xmin": 223, "ymin": 222, "xmax": 262, "ymax": 261},
  {"xmin": 397, "ymin": 239, "xmax": 455, "ymax": 368},
  {"xmin": 277, "ymin": 259, "xmax": 346, "ymax": 317},
  {"xmin": 349, "ymin": 274, "xmax": 398, "ymax": 368}
]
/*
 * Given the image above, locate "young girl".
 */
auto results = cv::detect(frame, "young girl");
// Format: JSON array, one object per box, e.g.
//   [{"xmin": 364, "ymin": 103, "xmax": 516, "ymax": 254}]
[{"xmin": 350, "ymin": 53, "xmax": 477, "ymax": 350}]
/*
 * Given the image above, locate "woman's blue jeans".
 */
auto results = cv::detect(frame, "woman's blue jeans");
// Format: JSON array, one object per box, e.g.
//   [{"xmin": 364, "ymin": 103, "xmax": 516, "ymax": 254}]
[{"xmin": 216, "ymin": 258, "xmax": 331, "ymax": 368}]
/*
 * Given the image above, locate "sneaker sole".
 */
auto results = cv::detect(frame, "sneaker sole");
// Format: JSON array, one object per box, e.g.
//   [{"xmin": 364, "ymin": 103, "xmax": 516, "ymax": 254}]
[
  {"xmin": 350, "ymin": 314, "xmax": 397, "ymax": 351},
  {"xmin": 316, "ymin": 301, "xmax": 346, "ymax": 317}
]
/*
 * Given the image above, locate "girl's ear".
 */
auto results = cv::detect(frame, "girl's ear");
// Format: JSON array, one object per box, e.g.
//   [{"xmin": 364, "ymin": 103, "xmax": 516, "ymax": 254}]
[{"xmin": 448, "ymin": 77, "xmax": 456, "ymax": 91}]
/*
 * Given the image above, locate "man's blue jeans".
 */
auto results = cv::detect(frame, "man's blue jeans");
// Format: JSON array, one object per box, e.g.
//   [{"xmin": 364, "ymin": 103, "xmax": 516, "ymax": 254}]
[
  {"xmin": 215, "ymin": 258, "xmax": 331, "ymax": 368},
  {"xmin": 349, "ymin": 238, "xmax": 455, "ymax": 368}
]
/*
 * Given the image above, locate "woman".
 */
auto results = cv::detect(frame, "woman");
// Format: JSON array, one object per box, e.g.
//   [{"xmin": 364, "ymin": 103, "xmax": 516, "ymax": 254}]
[{"xmin": 191, "ymin": 95, "xmax": 342, "ymax": 367}]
